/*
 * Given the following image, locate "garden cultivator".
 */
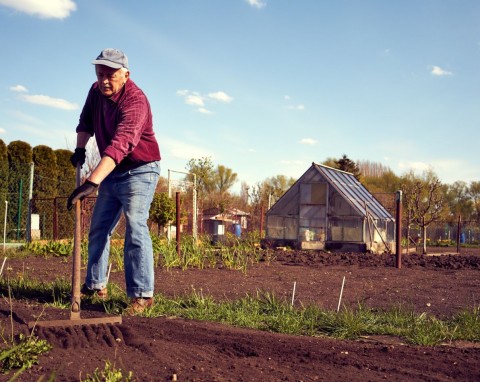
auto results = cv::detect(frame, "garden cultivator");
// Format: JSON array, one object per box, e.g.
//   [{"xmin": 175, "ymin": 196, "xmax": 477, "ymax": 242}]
[{"xmin": 28, "ymin": 164, "xmax": 122, "ymax": 328}]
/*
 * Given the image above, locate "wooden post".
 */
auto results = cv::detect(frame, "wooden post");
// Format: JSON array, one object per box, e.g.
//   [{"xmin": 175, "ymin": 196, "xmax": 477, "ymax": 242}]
[
  {"xmin": 260, "ymin": 205, "xmax": 265, "ymax": 239},
  {"xmin": 395, "ymin": 190, "xmax": 402, "ymax": 269},
  {"xmin": 456, "ymin": 215, "xmax": 461, "ymax": 254},
  {"xmin": 176, "ymin": 192, "xmax": 181, "ymax": 258}
]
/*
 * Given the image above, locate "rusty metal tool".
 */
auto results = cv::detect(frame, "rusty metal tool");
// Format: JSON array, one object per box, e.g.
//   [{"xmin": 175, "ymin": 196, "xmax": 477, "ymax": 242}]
[{"xmin": 29, "ymin": 163, "xmax": 122, "ymax": 328}]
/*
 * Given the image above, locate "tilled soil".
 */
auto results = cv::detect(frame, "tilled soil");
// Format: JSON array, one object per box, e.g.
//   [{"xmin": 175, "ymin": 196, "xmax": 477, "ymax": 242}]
[{"xmin": 0, "ymin": 247, "xmax": 479, "ymax": 381}]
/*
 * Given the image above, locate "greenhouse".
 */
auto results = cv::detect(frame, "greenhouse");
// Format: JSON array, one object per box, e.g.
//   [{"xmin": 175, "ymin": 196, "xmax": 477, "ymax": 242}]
[{"xmin": 264, "ymin": 163, "xmax": 395, "ymax": 253}]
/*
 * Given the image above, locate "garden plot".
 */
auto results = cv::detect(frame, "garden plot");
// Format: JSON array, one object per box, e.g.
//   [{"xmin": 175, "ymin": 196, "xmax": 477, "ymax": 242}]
[{"xmin": 0, "ymin": 247, "xmax": 479, "ymax": 381}]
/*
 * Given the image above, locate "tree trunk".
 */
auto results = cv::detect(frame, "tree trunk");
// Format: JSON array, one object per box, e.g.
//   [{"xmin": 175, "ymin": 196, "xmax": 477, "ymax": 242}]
[
  {"xmin": 406, "ymin": 225, "xmax": 410, "ymax": 252},
  {"xmin": 422, "ymin": 221, "xmax": 427, "ymax": 255}
]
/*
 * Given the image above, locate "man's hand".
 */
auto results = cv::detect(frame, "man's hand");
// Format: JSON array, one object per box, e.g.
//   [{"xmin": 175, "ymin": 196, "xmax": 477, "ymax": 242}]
[
  {"xmin": 70, "ymin": 148, "xmax": 86, "ymax": 167},
  {"xmin": 67, "ymin": 180, "xmax": 99, "ymax": 210}
]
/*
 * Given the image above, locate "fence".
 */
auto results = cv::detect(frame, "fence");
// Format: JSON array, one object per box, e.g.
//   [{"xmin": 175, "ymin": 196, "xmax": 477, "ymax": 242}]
[
  {"xmin": 2, "ymin": 162, "xmax": 479, "ymax": 245},
  {"xmin": 404, "ymin": 220, "xmax": 480, "ymax": 245}
]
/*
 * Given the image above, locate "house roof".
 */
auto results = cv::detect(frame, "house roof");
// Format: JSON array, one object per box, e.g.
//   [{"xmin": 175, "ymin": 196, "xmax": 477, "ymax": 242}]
[
  {"xmin": 312, "ymin": 163, "xmax": 394, "ymax": 221},
  {"xmin": 203, "ymin": 207, "xmax": 249, "ymax": 221}
]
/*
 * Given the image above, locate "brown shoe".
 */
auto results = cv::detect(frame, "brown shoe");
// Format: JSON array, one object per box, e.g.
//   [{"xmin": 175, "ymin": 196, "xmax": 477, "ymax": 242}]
[
  {"xmin": 124, "ymin": 297, "xmax": 154, "ymax": 316},
  {"xmin": 80, "ymin": 283, "xmax": 108, "ymax": 300}
]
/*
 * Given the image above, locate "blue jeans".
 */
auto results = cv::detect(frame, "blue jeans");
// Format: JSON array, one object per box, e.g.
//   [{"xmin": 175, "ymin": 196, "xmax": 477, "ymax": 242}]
[{"xmin": 85, "ymin": 161, "xmax": 160, "ymax": 298}]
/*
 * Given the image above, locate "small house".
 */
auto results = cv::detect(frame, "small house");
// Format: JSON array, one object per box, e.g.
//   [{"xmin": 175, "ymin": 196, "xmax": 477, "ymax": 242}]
[
  {"xmin": 203, "ymin": 207, "xmax": 249, "ymax": 241},
  {"xmin": 264, "ymin": 163, "xmax": 395, "ymax": 253}
]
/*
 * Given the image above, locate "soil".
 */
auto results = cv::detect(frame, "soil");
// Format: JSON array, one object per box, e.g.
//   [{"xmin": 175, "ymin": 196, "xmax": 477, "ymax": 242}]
[{"xmin": 0, "ymin": 246, "xmax": 479, "ymax": 381}]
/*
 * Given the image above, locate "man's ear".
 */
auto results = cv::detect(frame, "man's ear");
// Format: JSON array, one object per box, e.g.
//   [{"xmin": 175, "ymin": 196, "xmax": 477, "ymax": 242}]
[{"xmin": 124, "ymin": 71, "xmax": 130, "ymax": 80}]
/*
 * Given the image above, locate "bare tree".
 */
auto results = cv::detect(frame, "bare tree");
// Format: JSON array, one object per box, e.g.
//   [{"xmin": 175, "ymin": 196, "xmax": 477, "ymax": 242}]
[
  {"xmin": 400, "ymin": 171, "xmax": 420, "ymax": 249},
  {"xmin": 410, "ymin": 170, "xmax": 447, "ymax": 254}
]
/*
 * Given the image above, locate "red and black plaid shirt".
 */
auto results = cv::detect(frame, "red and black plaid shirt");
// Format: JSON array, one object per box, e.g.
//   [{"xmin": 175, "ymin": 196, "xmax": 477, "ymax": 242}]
[{"xmin": 76, "ymin": 79, "xmax": 161, "ymax": 171}]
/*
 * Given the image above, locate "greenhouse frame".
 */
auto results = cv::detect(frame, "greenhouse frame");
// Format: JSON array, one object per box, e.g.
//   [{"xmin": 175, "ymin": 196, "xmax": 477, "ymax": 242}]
[{"xmin": 264, "ymin": 163, "xmax": 395, "ymax": 253}]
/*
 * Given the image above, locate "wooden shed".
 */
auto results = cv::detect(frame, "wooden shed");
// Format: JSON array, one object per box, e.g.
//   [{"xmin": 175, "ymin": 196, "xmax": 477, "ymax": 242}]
[{"xmin": 264, "ymin": 163, "xmax": 395, "ymax": 253}]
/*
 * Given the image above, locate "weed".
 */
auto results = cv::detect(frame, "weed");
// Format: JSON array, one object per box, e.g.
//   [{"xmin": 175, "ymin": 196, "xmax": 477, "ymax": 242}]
[
  {"xmin": 82, "ymin": 360, "xmax": 133, "ymax": 382},
  {"xmin": 0, "ymin": 334, "xmax": 52, "ymax": 375}
]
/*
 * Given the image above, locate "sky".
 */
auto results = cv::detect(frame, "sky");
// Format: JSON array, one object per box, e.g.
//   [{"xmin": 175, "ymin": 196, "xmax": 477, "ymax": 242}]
[{"xmin": 1, "ymin": 0, "xmax": 480, "ymax": 192}]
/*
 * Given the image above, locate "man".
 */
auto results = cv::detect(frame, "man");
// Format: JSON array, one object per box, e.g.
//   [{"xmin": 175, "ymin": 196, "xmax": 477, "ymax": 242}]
[{"xmin": 68, "ymin": 48, "xmax": 161, "ymax": 315}]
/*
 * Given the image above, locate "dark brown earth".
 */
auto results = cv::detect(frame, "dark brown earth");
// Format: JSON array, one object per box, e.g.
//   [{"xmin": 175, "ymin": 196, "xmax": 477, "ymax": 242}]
[{"xmin": 1, "ymin": 247, "xmax": 480, "ymax": 381}]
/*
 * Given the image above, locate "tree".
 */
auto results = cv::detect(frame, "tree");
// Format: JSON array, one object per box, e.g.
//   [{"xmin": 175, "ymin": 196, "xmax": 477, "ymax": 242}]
[
  {"xmin": 185, "ymin": 157, "xmax": 215, "ymax": 204},
  {"xmin": 401, "ymin": 170, "xmax": 447, "ymax": 254},
  {"xmin": 322, "ymin": 154, "xmax": 361, "ymax": 180},
  {"xmin": 7, "ymin": 140, "xmax": 32, "ymax": 239},
  {"xmin": 211, "ymin": 165, "xmax": 238, "ymax": 212},
  {"xmin": 362, "ymin": 170, "xmax": 401, "ymax": 194},
  {"xmin": 357, "ymin": 160, "xmax": 393, "ymax": 178},
  {"xmin": 250, "ymin": 175, "xmax": 296, "ymax": 208},
  {"xmin": 0, "ymin": 140, "xmax": 8, "ymax": 227},
  {"xmin": 149, "ymin": 192, "xmax": 175, "ymax": 234},
  {"xmin": 215, "ymin": 165, "xmax": 237, "ymax": 193},
  {"xmin": 335, "ymin": 154, "xmax": 361, "ymax": 179},
  {"xmin": 445, "ymin": 181, "xmax": 473, "ymax": 221},
  {"xmin": 33, "ymin": 145, "xmax": 58, "ymax": 199},
  {"xmin": 400, "ymin": 171, "xmax": 420, "ymax": 248},
  {"xmin": 468, "ymin": 181, "xmax": 480, "ymax": 223},
  {"xmin": 54, "ymin": 149, "xmax": 76, "ymax": 238},
  {"xmin": 54, "ymin": 149, "xmax": 76, "ymax": 197}
]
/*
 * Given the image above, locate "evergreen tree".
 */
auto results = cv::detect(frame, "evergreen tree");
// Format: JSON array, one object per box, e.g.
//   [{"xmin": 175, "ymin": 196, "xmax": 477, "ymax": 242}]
[
  {"xmin": 335, "ymin": 154, "xmax": 361, "ymax": 180},
  {"xmin": 7, "ymin": 140, "xmax": 32, "ymax": 240},
  {"xmin": 54, "ymin": 149, "xmax": 76, "ymax": 197},
  {"xmin": 0, "ymin": 140, "xmax": 9, "ymax": 229},
  {"xmin": 54, "ymin": 149, "xmax": 76, "ymax": 238},
  {"xmin": 33, "ymin": 145, "xmax": 58, "ymax": 199}
]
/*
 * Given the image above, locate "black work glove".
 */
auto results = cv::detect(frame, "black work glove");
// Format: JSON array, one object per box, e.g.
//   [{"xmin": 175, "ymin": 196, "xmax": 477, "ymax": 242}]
[
  {"xmin": 67, "ymin": 180, "xmax": 99, "ymax": 210},
  {"xmin": 70, "ymin": 148, "xmax": 86, "ymax": 167}
]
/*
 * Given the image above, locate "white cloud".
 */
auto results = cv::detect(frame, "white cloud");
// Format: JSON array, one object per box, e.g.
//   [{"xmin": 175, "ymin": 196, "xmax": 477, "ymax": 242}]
[
  {"xmin": 245, "ymin": 0, "xmax": 266, "ymax": 9},
  {"xmin": 299, "ymin": 138, "xmax": 317, "ymax": 145},
  {"xmin": 177, "ymin": 89, "xmax": 232, "ymax": 114},
  {"xmin": 10, "ymin": 84, "xmax": 28, "ymax": 92},
  {"xmin": 208, "ymin": 91, "xmax": 233, "ymax": 103},
  {"xmin": 284, "ymin": 95, "xmax": 291, "ymax": 100},
  {"xmin": 198, "ymin": 107, "xmax": 213, "ymax": 115},
  {"xmin": 0, "ymin": 0, "xmax": 77, "ymax": 19},
  {"xmin": 21, "ymin": 94, "xmax": 78, "ymax": 110},
  {"xmin": 185, "ymin": 94, "xmax": 205, "ymax": 107},
  {"xmin": 0, "ymin": 127, "xmax": 6, "ymax": 134},
  {"xmin": 431, "ymin": 65, "xmax": 453, "ymax": 76}
]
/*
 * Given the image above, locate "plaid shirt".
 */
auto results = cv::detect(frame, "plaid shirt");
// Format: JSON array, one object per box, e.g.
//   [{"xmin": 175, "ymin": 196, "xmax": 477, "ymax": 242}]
[{"xmin": 76, "ymin": 79, "xmax": 161, "ymax": 171}]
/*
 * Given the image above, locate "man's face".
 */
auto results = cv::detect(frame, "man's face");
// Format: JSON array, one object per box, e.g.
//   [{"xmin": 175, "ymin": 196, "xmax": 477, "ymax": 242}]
[{"xmin": 95, "ymin": 65, "xmax": 129, "ymax": 97}]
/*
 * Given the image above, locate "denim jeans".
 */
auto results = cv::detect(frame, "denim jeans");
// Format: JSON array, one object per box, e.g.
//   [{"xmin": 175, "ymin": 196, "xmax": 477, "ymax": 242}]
[{"xmin": 85, "ymin": 161, "xmax": 160, "ymax": 298}]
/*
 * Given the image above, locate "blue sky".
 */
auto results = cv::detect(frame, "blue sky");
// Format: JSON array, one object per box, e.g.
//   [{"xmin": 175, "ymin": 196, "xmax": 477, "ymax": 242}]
[{"xmin": 1, "ymin": 0, "xmax": 479, "ymax": 191}]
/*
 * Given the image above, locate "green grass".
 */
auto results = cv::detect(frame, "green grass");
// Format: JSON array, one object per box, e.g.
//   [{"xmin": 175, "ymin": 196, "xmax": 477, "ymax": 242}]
[{"xmin": 11, "ymin": 232, "xmax": 266, "ymax": 272}]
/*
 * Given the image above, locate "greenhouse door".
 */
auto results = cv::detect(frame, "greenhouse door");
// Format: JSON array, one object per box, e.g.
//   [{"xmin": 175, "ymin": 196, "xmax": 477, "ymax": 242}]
[{"xmin": 298, "ymin": 182, "xmax": 327, "ymax": 249}]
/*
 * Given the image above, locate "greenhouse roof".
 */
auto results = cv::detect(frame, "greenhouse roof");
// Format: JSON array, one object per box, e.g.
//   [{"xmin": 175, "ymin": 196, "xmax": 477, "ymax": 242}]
[{"xmin": 312, "ymin": 163, "xmax": 394, "ymax": 221}]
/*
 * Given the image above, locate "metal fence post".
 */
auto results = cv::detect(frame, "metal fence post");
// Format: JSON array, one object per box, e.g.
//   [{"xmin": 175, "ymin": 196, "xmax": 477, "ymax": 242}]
[{"xmin": 26, "ymin": 162, "xmax": 34, "ymax": 242}]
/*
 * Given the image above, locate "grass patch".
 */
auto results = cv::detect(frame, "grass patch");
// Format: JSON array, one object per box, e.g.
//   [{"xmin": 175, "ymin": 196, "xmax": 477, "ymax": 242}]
[{"xmin": 11, "ymin": 233, "xmax": 266, "ymax": 272}]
